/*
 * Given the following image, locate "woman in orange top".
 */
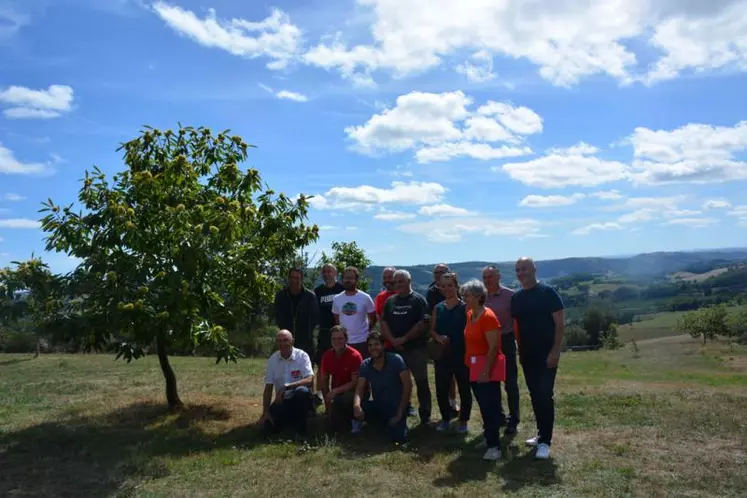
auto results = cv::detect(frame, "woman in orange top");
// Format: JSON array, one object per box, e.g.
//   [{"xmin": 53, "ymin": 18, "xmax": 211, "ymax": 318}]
[{"xmin": 461, "ymin": 278, "xmax": 503, "ymax": 461}]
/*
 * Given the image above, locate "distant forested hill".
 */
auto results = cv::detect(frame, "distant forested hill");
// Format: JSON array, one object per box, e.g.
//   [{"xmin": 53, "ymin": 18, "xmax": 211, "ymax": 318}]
[{"xmin": 364, "ymin": 249, "xmax": 747, "ymax": 293}]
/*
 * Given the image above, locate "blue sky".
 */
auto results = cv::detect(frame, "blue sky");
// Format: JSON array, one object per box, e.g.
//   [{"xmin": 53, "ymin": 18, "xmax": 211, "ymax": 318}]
[{"xmin": 2, "ymin": 0, "xmax": 747, "ymax": 273}]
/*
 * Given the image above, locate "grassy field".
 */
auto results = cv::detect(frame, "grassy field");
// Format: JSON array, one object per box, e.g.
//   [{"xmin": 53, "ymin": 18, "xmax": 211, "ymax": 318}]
[{"xmin": 1, "ymin": 337, "xmax": 747, "ymax": 497}]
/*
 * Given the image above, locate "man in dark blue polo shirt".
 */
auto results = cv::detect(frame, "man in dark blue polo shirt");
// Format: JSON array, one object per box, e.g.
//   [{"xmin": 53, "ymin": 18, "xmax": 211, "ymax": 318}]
[
  {"xmin": 353, "ymin": 331, "xmax": 412, "ymax": 443},
  {"xmin": 511, "ymin": 257, "xmax": 564, "ymax": 461}
]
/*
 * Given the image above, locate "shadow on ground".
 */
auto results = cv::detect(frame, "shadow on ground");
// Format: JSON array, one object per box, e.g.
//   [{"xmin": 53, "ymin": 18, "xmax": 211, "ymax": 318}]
[
  {"xmin": 0, "ymin": 402, "xmax": 252, "ymax": 497},
  {"xmin": 0, "ymin": 403, "xmax": 465, "ymax": 497},
  {"xmin": 432, "ymin": 435, "xmax": 560, "ymax": 491},
  {"xmin": 0, "ymin": 358, "xmax": 33, "ymax": 367}
]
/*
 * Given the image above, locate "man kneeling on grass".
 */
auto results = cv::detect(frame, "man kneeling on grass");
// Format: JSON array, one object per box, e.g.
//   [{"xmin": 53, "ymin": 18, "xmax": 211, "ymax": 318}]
[
  {"xmin": 320, "ymin": 325, "xmax": 364, "ymax": 432},
  {"xmin": 258, "ymin": 329, "xmax": 314, "ymax": 438},
  {"xmin": 352, "ymin": 331, "xmax": 412, "ymax": 443}
]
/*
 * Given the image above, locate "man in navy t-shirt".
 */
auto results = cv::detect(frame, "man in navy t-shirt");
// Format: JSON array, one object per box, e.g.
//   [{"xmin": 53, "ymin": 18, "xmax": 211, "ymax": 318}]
[
  {"xmin": 511, "ymin": 257, "xmax": 564, "ymax": 461},
  {"xmin": 353, "ymin": 331, "xmax": 412, "ymax": 443}
]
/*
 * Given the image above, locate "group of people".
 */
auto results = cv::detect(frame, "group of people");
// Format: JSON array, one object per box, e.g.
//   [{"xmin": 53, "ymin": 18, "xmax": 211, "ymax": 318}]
[{"xmin": 259, "ymin": 258, "xmax": 564, "ymax": 461}]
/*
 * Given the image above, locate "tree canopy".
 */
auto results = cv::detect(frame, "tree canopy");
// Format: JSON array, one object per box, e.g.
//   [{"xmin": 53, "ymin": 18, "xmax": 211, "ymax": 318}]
[{"xmin": 40, "ymin": 126, "xmax": 318, "ymax": 407}]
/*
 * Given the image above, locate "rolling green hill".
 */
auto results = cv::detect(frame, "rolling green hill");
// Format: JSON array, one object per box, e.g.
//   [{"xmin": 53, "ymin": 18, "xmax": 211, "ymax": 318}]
[{"xmin": 364, "ymin": 249, "xmax": 747, "ymax": 293}]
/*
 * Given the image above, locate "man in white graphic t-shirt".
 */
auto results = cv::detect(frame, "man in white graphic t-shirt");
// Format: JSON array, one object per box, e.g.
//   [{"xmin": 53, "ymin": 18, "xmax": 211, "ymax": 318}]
[{"xmin": 332, "ymin": 266, "xmax": 377, "ymax": 358}]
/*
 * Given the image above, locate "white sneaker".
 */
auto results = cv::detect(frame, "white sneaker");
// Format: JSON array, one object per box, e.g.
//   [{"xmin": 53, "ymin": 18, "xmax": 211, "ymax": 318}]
[
  {"xmin": 351, "ymin": 420, "xmax": 363, "ymax": 434},
  {"xmin": 535, "ymin": 443, "xmax": 551, "ymax": 460},
  {"xmin": 482, "ymin": 447, "xmax": 502, "ymax": 461},
  {"xmin": 525, "ymin": 435, "xmax": 540, "ymax": 447}
]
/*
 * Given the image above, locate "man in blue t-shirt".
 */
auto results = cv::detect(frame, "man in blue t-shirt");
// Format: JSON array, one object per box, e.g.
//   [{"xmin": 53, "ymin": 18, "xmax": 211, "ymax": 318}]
[
  {"xmin": 353, "ymin": 331, "xmax": 412, "ymax": 443},
  {"xmin": 511, "ymin": 257, "xmax": 564, "ymax": 461}
]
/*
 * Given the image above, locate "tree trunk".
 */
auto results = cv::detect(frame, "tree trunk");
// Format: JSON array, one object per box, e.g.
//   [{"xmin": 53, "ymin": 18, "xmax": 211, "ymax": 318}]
[
  {"xmin": 156, "ymin": 335, "xmax": 183, "ymax": 409},
  {"xmin": 703, "ymin": 333, "xmax": 707, "ymax": 345},
  {"xmin": 34, "ymin": 336, "xmax": 40, "ymax": 359}
]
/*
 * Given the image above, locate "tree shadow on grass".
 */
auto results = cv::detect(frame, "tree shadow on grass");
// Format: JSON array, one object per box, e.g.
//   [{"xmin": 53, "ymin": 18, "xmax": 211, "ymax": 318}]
[
  {"xmin": 0, "ymin": 402, "xmax": 260, "ymax": 498},
  {"xmin": 0, "ymin": 357, "xmax": 33, "ymax": 367}
]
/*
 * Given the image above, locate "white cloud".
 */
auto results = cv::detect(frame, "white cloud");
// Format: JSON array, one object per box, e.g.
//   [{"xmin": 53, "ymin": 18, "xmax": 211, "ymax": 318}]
[
  {"xmin": 548, "ymin": 142, "xmax": 600, "ymax": 156},
  {"xmin": 0, "ymin": 218, "xmax": 40, "ymax": 229},
  {"xmin": 617, "ymin": 209, "xmax": 657, "ymax": 224},
  {"xmin": 703, "ymin": 199, "xmax": 731, "ymax": 209},
  {"xmin": 727, "ymin": 205, "xmax": 747, "ymax": 226},
  {"xmin": 153, "ymin": 3, "xmax": 302, "ymax": 70},
  {"xmin": 417, "ymin": 204, "xmax": 475, "ymax": 217},
  {"xmin": 275, "ymin": 90, "xmax": 308, "ymax": 102},
  {"xmin": 0, "ymin": 144, "xmax": 50, "ymax": 175},
  {"xmin": 302, "ymin": 0, "xmax": 643, "ymax": 87},
  {"xmin": 500, "ymin": 153, "xmax": 629, "ymax": 188},
  {"xmin": 617, "ymin": 196, "xmax": 685, "ymax": 211},
  {"xmin": 572, "ymin": 222, "xmax": 624, "ymax": 235},
  {"xmin": 0, "ymin": 85, "xmax": 74, "ymax": 119},
  {"xmin": 477, "ymin": 102, "xmax": 543, "ymax": 135},
  {"xmin": 2, "ymin": 193, "xmax": 25, "ymax": 201},
  {"xmin": 519, "ymin": 194, "xmax": 586, "ymax": 208},
  {"xmin": 346, "ymin": 91, "xmax": 471, "ymax": 153},
  {"xmin": 644, "ymin": 2, "xmax": 747, "ymax": 85},
  {"xmin": 398, "ymin": 216, "xmax": 543, "ymax": 243},
  {"xmin": 346, "ymin": 91, "xmax": 538, "ymax": 163},
  {"xmin": 312, "ymin": 181, "xmax": 446, "ymax": 211},
  {"xmin": 374, "ymin": 210, "xmax": 416, "ymax": 221},
  {"xmin": 416, "ymin": 142, "xmax": 531, "ymax": 163},
  {"xmin": 463, "ymin": 116, "xmax": 515, "ymax": 143},
  {"xmin": 456, "ymin": 50, "xmax": 495, "ymax": 83},
  {"xmin": 259, "ymin": 83, "xmax": 308, "ymax": 102},
  {"xmin": 629, "ymin": 121, "xmax": 747, "ymax": 184},
  {"xmin": 591, "ymin": 190, "xmax": 624, "ymax": 200},
  {"xmin": 664, "ymin": 217, "xmax": 720, "ymax": 227},
  {"xmin": 303, "ymin": 1, "xmax": 747, "ymax": 87}
]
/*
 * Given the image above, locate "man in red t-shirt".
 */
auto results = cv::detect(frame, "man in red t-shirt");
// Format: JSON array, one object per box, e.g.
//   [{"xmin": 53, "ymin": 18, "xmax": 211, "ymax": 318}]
[{"xmin": 320, "ymin": 325, "xmax": 364, "ymax": 432}]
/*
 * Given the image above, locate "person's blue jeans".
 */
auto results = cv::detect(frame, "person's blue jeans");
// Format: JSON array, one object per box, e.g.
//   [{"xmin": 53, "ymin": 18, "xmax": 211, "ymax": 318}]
[
  {"xmin": 522, "ymin": 361, "xmax": 558, "ymax": 446},
  {"xmin": 264, "ymin": 386, "xmax": 313, "ymax": 436},
  {"xmin": 362, "ymin": 398, "xmax": 407, "ymax": 443},
  {"xmin": 471, "ymin": 381, "xmax": 503, "ymax": 448}
]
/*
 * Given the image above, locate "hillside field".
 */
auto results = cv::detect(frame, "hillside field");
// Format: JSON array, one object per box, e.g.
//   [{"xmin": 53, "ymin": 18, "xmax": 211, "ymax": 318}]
[{"xmin": 1, "ymin": 337, "xmax": 746, "ymax": 497}]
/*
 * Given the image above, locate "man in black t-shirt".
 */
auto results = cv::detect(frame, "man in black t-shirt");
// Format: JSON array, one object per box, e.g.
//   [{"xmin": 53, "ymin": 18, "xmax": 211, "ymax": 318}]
[
  {"xmin": 381, "ymin": 269, "xmax": 431, "ymax": 425},
  {"xmin": 314, "ymin": 264, "xmax": 344, "ymax": 365}
]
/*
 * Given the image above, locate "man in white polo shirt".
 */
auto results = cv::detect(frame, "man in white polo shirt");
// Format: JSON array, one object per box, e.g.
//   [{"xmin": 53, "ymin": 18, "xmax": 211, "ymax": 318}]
[
  {"xmin": 332, "ymin": 266, "xmax": 377, "ymax": 358},
  {"xmin": 259, "ymin": 329, "xmax": 315, "ymax": 438}
]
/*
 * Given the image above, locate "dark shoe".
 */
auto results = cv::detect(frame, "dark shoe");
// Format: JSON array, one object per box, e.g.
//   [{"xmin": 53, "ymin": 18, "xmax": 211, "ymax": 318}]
[{"xmin": 504, "ymin": 425, "xmax": 518, "ymax": 437}]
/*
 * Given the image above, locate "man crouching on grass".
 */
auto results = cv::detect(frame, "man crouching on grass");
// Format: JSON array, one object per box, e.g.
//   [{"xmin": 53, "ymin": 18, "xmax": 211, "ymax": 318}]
[
  {"xmin": 320, "ymin": 325, "xmax": 364, "ymax": 433},
  {"xmin": 352, "ymin": 331, "xmax": 412, "ymax": 444},
  {"xmin": 258, "ymin": 329, "xmax": 314, "ymax": 439}
]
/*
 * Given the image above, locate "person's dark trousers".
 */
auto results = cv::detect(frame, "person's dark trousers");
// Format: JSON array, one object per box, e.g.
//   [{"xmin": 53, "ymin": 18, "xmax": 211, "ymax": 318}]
[
  {"xmin": 522, "ymin": 361, "xmax": 558, "ymax": 446},
  {"xmin": 329, "ymin": 391, "xmax": 354, "ymax": 431},
  {"xmin": 471, "ymin": 381, "xmax": 503, "ymax": 448},
  {"xmin": 362, "ymin": 398, "xmax": 407, "ymax": 442},
  {"xmin": 435, "ymin": 359, "xmax": 472, "ymax": 423},
  {"xmin": 315, "ymin": 329, "xmax": 332, "ymax": 366},
  {"xmin": 263, "ymin": 386, "xmax": 313, "ymax": 436},
  {"xmin": 500, "ymin": 333, "xmax": 520, "ymax": 428},
  {"xmin": 402, "ymin": 347, "xmax": 432, "ymax": 423}
]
